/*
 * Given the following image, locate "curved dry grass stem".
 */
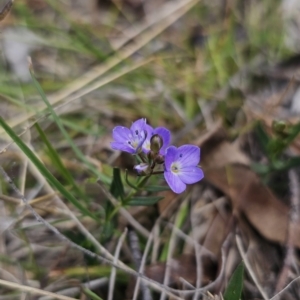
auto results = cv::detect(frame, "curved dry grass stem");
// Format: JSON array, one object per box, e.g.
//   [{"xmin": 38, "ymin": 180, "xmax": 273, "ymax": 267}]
[
  {"xmin": 271, "ymin": 276, "xmax": 300, "ymax": 300},
  {"xmin": 108, "ymin": 228, "xmax": 128, "ymax": 300},
  {"xmin": 0, "ymin": 278, "xmax": 76, "ymax": 300},
  {"xmin": 276, "ymin": 169, "xmax": 299, "ymax": 292},
  {"xmin": 235, "ymin": 234, "xmax": 269, "ymax": 300},
  {"xmin": 160, "ymin": 200, "xmax": 187, "ymax": 300},
  {"xmin": 132, "ymin": 232, "xmax": 154, "ymax": 300}
]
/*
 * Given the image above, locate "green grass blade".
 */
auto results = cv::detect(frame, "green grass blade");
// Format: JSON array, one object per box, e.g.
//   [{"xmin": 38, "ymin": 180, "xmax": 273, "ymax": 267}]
[
  {"xmin": 0, "ymin": 117, "xmax": 95, "ymax": 219},
  {"xmin": 127, "ymin": 196, "xmax": 164, "ymax": 206},
  {"xmin": 223, "ymin": 261, "xmax": 244, "ymax": 300},
  {"xmin": 29, "ymin": 69, "xmax": 110, "ymax": 184},
  {"xmin": 110, "ymin": 168, "xmax": 124, "ymax": 200},
  {"xmin": 144, "ymin": 185, "xmax": 170, "ymax": 192},
  {"xmin": 83, "ymin": 288, "xmax": 104, "ymax": 300},
  {"xmin": 35, "ymin": 122, "xmax": 88, "ymax": 201}
]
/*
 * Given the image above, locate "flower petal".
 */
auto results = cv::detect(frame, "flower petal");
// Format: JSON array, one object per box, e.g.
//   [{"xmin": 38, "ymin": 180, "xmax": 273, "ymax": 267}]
[
  {"xmin": 134, "ymin": 163, "xmax": 149, "ymax": 173},
  {"xmin": 154, "ymin": 127, "xmax": 171, "ymax": 155},
  {"xmin": 130, "ymin": 118, "xmax": 147, "ymax": 136},
  {"xmin": 112, "ymin": 126, "xmax": 132, "ymax": 143},
  {"xmin": 176, "ymin": 145, "xmax": 200, "ymax": 166},
  {"xmin": 164, "ymin": 171, "xmax": 186, "ymax": 194},
  {"xmin": 142, "ymin": 124, "xmax": 154, "ymax": 153},
  {"xmin": 164, "ymin": 146, "xmax": 177, "ymax": 171},
  {"xmin": 178, "ymin": 166, "xmax": 204, "ymax": 184},
  {"xmin": 111, "ymin": 142, "xmax": 135, "ymax": 153}
]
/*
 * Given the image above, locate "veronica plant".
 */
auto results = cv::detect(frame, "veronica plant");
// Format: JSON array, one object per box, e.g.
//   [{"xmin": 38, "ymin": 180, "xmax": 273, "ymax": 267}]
[{"xmin": 111, "ymin": 118, "xmax": 204, "ymax": 194}]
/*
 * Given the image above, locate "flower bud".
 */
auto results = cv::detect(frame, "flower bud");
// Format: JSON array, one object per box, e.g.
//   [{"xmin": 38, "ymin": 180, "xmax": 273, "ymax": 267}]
[
  {"xmin": 150, "ymin": 134, "xmax": 163, "ymax": 154},
  {"xmin": 134, "ymin": 163, "xmax": 150, "ymax": 175}
]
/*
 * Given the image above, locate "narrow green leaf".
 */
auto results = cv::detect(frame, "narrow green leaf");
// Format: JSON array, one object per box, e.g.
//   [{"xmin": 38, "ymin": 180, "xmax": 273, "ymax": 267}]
[
  {"xmin": 29, "ymin": 69, "xmax": 110, "ymax": 184},
  {"xmin": 83, "ymin": 288, "xmax": 104, "ymax": 300},
  {"xmin": 255, "ymin": 122, "xmax": 270, "ymax": 156},
  {"xmin": 0, "ymin": 117, "xmax": 95, "ymax": 219},
  {"xmin": 110, "ymin": 168, "xmax": 124, "ymax": 199},
  {"xmin": 128, "ymin": 196, "xmax": 163, "ymax": 206},
  {"xmin": 35, "ymin": 122, "xmax": 88, "ymax": 201},
  {"xmin": 61, "ymin": 118, "xmax": 103, "ymax": 136},
  {"xmin": 223, "ymin": 261, "xmax": 244, "ymax": 300},
  {"xmin": 144, "ymin": 185, "xmax": 170, "ymax": 192},
  {"xmin": 278, "ymin": 156, "xmax": 300, "ymax": 171}
]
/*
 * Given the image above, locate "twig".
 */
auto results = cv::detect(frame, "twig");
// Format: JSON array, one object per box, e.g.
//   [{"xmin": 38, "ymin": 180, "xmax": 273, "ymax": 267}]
[
  {"xmin": 0, "ymin": 0, "xmax": 13, "ymax": 22},
  {"xmin": 160, "ymin": 200, "xmax": 185, "ymax": 300},
  {"xmin": 40, "ymin": 278, "xmax": 108, "ymax": 300},
  {"xmin": 108, "ymin": 228, "xmax": 128, "ymax": 300},
  {"xmin": 192, "ymin": 212, "xmax": 203, "ymax": 300},
  {"xmin": 276, "ymin": 169, "xmax": 299, "ymax": 292},
  {"xmin": 0, "ymin": 278, "xmax": 75, "ymax": 300},
  {"xmin": 235, "ymin": 234, "xmax": 269, "ymax": 300},
  {"xmin": 129, "ymin": 228, "xmax": 153, "ymax": 300},
  {"xmin": 271, "ymin": 275, "xmax": 300, "ymax": 299}
]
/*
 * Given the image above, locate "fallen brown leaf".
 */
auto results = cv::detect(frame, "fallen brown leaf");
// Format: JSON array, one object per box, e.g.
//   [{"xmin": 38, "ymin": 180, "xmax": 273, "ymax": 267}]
[{"xmin": 198, "ymin": 123, "xmax": 300, "ymax": 248}]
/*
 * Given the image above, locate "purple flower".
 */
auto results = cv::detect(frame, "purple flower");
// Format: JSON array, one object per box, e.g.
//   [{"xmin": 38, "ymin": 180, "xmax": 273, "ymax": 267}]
[
  {"xmin": 164, "ymin": 145, "xmax": 204, "ymax": 194},
  {"xmin": 111, "ymin": 119, "xmax": 148, "ymax": 154},
  {"xmin": 142, "ymin": 126, "xmax": 171, "ymax": 155}
]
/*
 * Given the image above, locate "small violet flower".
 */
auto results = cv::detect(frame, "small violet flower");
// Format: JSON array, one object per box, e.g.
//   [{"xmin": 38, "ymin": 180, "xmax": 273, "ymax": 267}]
[
  {"xmin": 111, "ymin": 119, "xmax": 147, "ymax": 154},
  {"xmin": 111, "ymin": 118, "xmax": 171, "ymax": 155},
  {"xmin": 164, "ymin": 145, "xmax": 204, "ymax": 194}
]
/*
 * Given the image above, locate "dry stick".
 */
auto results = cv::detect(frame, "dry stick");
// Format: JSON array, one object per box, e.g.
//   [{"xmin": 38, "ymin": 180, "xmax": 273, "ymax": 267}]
[
  {"xmin": 235, "ymin": 234, "xmax": 269, "ymax": 300},
  {"xmin": 276, "ymin": 169, "xmax": 299, "ymax": 292},
  {"xmin": 0, "ymin": 0, "xmax": 13, "ymax": 21},
  {"xmin": 151, "ymin": 222, "xmax": 160, "ymax": 263},
  {"xmin": 5, "ymin": 0, "xmax": 200, "ymax": 131},
  {"xmin": 40, "ymin": 278, "xmax": 108, "ymax": 300},
  {"xmin": 110, "ymin": 0, "xmax": 195, "ymax": 49},
  {"xmin": 132, "ymin": 232, "xmax": 154, "ymax": 300},
  {"xmin": 270, "ymin": 275, "xmax": 300, "ymax": 300},
  {"xmin": 192, "ymin": 215, "xmax": 203, "ymax": 300},
  {"xmin": 164, "ymin": 221, "xmax": 214, "ymax": 258},
  {"xmin": 97, "ymin": 181, "xmax": 150, "ymax": 238},
  {"xmin": 108, "ymin": 228, "xmax": 128, "ymax": 300},
  {"xmin": 0, "ymin": 278, "xmax": 75, "ymax": 300},
  {"xmin": 160, "ymin": 200, "xmax": 187, "ymax": 300},
  {"xmin": 129, "ymin": 228, "xmax": 153, "ymax": 300}
]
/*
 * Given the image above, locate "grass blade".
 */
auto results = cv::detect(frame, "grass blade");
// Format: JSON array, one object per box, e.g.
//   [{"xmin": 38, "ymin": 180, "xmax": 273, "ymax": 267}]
[
  {"xmin": 35, "ymin": 122, "xmax": 88, "ymax": 202},
  {"xmin": 223, "ymin": 261, "xmax": 244, "ymax": 300},
  {"xmin": 0, "ymin": 116, "xmax": 95, "ymax": 219},
  {"xmin": 29, "ymin": 68, "xmax": 110, "ymax": 184},
  {"xmin": 127, "ymin": 196, "xmax": 164, "ymax": 206}
]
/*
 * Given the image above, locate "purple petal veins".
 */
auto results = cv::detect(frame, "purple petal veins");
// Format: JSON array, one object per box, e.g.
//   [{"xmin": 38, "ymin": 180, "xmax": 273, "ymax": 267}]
[{"xmin": 111, "ymin": 118, "xmax": 148, "ymax": 154}]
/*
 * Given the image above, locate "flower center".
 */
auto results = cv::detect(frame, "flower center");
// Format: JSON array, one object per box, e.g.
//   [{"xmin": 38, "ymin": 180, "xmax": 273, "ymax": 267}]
[{"xmin": 171, "ymin": 162, "xmax": 180, "ymax": 174}]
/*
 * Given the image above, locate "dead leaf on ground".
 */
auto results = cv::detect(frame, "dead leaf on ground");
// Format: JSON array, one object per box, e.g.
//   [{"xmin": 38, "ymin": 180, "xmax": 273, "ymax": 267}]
[{"xmin": 198, "ymin": 125, "xmax": 300, "ymax": 247}]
